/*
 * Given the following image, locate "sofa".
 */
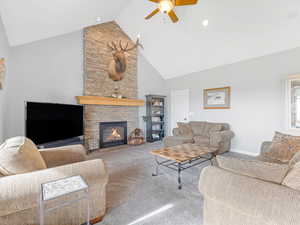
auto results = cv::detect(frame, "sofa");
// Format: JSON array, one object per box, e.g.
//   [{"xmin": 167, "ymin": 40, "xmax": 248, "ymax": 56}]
[
  {"xmin": 199, "ymin": 140, "xmax": 300, "ymax": 225},
  {"xmin": 0, "ymin": 137, "xmax": 108, "ymax": 225},
  {"xmin": 163, "ymin": 121, "xmax": 234, "ymax": 154}
]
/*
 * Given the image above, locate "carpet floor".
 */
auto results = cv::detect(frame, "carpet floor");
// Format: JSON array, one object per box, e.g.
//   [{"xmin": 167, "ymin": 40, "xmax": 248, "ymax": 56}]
[
  {"xmin": 87, "ymin": 142, "xmax": 251, "ymax": 225},
  {"xmin": 87, "ymin": 142, "xmax": 208, "ymax": 225}
]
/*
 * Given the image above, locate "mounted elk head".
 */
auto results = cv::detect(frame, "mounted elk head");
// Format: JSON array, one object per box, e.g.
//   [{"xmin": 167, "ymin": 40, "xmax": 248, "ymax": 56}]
[{"xmin": 107, "ymin": 38, "xmax": 143, "ymax": 81}]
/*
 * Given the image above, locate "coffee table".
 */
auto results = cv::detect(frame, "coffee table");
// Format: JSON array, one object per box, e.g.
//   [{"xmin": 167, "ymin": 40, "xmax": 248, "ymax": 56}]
[{"xmin": 151, "ymin": 144, "xmax": 218, "ymax": 189}]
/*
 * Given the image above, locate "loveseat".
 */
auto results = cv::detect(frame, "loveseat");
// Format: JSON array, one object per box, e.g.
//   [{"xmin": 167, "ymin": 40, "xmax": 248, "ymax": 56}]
[
  {"xmin": 163, "ymin": 121, "xmax": 234, "ymax": 154},
  {"xmin": 0, "ymin": 137, "xmax": 108, "ymax": 225},
  {"xmin": 199, "ymin": 139, "xmax": 300, "ymax": 225}
]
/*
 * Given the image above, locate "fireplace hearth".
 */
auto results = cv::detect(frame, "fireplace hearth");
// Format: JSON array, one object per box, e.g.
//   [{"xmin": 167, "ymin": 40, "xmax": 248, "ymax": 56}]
[{"xmin": 99, "ymin": 121, "xmax": 127, "ymax": 148}]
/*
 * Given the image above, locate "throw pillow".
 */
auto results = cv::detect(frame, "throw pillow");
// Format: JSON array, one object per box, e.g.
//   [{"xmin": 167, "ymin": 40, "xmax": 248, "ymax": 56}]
[
  {"xmin": 263, "ymin": 132, "xmax": 300, "ymax": 163},
  {"xmin": 0, "ymin": 137, "xmax": 47, "ymax": 176},
  {"xmin": 217, "ymin": 155, "xmax": 289, "ymax": 184},
  {"xmin": 273, "ymin": 131, "xmax": 295, "ymax": 141},
  {"xmin": 282, "ymin": 161, "xmax": 300, "ymax": 191},
  {"xmin": 177, "ymin": 122, "xmax": 193, "ymax": 137}
]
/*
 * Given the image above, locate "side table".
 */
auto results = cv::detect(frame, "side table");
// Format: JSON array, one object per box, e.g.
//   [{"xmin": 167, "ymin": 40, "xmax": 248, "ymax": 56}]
[{"xmin": 39, "ymin": 175, "xmax": 90, "ymax": 225}]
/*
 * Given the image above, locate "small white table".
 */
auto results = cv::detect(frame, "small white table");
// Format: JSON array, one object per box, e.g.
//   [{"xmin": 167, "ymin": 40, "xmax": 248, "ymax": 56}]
[{"xmin": 39, "ymin": 175, "xmax": 90, "ymax": 225}]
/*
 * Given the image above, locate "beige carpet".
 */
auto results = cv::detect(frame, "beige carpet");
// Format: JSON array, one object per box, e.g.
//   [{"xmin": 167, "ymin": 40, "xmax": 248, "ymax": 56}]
[{"xmin": 87, "ymin": 142, "xmax": 250, "ymax": 225}]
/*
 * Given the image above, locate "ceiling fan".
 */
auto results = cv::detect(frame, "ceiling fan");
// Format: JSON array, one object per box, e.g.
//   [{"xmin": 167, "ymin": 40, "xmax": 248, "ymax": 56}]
[{"xmin": 145, "ymin": 0, "xmax": 198, "ymax": 23}]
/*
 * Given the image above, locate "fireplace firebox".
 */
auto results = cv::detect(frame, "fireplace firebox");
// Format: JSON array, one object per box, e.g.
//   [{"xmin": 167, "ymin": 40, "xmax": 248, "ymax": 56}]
[{"xmin": 99, "ymin": 121, "xmax": 127, "ymax": 148}]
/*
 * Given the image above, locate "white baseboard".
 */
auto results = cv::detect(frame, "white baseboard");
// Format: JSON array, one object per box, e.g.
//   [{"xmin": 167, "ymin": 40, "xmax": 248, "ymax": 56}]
[{"xmin": 231, "ymin": 148, "xmax": 259, "ymax": 157}]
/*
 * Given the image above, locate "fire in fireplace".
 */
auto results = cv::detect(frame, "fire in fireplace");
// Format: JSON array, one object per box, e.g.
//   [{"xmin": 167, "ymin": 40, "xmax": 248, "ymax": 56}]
[
  {"xmin": 108, "ymin": 128, "xmax": 122, "ymax": 141},
  {"xmin": 99, "ymin": 121, "xmax": 127, "ymax": 148}
]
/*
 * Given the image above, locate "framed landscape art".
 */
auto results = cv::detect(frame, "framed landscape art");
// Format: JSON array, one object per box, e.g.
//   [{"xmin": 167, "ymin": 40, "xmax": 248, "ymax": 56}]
[
  {"xmin": 0, "ymin": 58, "xmax": 5, "ymax": 89},
  {"xmin": 203, "ymin": 86, "xmax": 231, "ymax": 109}
]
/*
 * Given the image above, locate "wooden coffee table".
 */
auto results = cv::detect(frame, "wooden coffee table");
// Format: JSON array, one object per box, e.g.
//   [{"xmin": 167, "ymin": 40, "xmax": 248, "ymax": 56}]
[{"xmin": 151, "ymin": 144, "xmax": 218, "ymax": 189}]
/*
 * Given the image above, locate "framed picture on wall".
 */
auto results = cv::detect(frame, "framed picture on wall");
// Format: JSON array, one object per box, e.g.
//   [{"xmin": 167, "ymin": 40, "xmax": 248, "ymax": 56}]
[
  {"xmin": 203, "ymin": 86, "xmax": 231, "ymax": 109},
  {"xmin": 0, "ymin": 58, "xmax": 5, "ymax": 89}
]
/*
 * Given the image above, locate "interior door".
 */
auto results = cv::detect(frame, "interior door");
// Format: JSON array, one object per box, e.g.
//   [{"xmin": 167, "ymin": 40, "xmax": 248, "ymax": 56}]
[{"xmin": 171, "ymin": 89, "xmax": 190, "ymax": 132}]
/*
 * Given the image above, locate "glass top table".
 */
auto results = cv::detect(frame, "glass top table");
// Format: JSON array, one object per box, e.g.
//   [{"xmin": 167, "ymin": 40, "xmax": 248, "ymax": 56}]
[
  {"xmin": 39, "ymin": 175, "xmax": 90, "ymax": 225},
  {"xmin": 42, "ymin": 175, "xmax": 88, "ymax": 201}
]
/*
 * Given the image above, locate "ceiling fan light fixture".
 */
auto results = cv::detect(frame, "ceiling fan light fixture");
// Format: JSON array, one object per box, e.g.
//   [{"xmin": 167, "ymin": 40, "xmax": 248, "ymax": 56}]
[
  {"xmin": 159, "ymin": 0, "xmax": 174, "ymax": 13},
  {"xmin": 202, "ymin": 19, "xmax": 209, "ymax": 27}
]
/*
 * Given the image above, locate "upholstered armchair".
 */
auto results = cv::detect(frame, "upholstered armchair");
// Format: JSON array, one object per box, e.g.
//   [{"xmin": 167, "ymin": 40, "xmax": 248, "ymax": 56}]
[
  {"xmin": 199, "ymin": 141, "xmax": 300, "ymax": 225},
  {"xmin": 0, "ymin": 137, "xmax": 108, "ymax": 225}
]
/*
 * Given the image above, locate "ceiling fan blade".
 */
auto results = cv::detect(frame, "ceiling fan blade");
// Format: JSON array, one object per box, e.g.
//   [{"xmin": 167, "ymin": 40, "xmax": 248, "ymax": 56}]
[
  {"xmin": 148, "ymin": 0, "xmax": 160, "ymax": 3},
  {"xmin": 145, "ymin": 8, "xmax": 160, "ymax": 20},
  {"xmin": 175, "ymin": 0, "xmax": 198, "ymax": 6},
  {"xmin": 168, "ymin": 10, "xmax": 179, "ymax": 23}
]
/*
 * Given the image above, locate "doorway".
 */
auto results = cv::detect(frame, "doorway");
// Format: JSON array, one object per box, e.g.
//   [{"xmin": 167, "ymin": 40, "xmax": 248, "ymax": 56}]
[{"xmin": 170, "ymin": 89, "xmax": 190, "ymax": 132}]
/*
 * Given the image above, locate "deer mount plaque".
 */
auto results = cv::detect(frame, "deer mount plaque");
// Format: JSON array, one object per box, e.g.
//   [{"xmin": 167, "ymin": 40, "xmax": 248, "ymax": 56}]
[{"xmin": 107, "ymin": 38, "xmax": 143, "ymax": 81}]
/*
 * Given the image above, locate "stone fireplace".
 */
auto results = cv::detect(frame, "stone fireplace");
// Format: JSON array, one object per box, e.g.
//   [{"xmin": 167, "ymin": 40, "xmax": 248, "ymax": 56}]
[
  {"xmin": 83, "ymin": 21, "xmax": 139, "ymax": 150},
  {"xmin": 99, "ymin": 121, "xmax": 127, "ymax": 148}
]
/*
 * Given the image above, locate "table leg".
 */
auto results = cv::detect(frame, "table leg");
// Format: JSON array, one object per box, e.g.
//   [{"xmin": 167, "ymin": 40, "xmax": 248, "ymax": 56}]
[
  {"xmin": 39, "ymin": 190, "xmax": 44, "ymax": 225},
  {"xmin": 86, "ymin": 189, "xmax": 90, "ymax": 225},
  {"xmin": 152, "ymin": 156, "xmax": 160, "ymax": 176},
  {"xmin": 178, "ymin": 163, "xmax": 182, "ymax": 190},
  {"xmin": 210, "ymin": 153, "xmax": 217, "ymax": 166}
]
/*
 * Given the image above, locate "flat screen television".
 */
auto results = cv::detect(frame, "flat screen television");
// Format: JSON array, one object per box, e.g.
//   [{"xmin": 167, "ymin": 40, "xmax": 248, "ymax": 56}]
[{"xmin": 26, "ymin": 102, "xmax": 84, "ymax": 146}]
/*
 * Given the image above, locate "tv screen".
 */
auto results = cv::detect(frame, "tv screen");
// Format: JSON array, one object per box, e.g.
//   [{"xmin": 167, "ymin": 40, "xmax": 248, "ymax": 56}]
[{"xmin": 26, "ymin": 102, "xmax": 83, "ymax": 145}]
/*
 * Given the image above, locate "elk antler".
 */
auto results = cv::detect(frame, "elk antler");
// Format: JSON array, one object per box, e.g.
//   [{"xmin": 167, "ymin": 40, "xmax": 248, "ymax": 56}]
[
  {"xmin": 107, "ymin": 41, "xmax": 119, "ymax": 51},
  {"xmin": 119, "ymin": 41, "xmax": 129, "ymax": 51},
  {"xmin": 123, "ymin": 38, "xmax": 144, "ymax": 52},
  {"xmin": 108, "ymin": 38, "xmax": 143, "ymax": 52}
]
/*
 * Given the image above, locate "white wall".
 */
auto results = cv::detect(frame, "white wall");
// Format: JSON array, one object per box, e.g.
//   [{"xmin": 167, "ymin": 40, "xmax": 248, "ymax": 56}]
[
  {"xmin": 0, "ymin": 16, "xmax": 9, "ymax": 142},
  {"xmin": 166, "ymin": 48, "xmax": 300, "ymax": 155},
  {"xmin": 3, "ymin": 29, "xmax": 166, "ymax": 139},
  {"xmin": 137, "ymin": 52, "xmax": 167, "ymax": 133},
  {"xmin": 4, "ymin": 31, "xmax": 84, "ymax": 138}
]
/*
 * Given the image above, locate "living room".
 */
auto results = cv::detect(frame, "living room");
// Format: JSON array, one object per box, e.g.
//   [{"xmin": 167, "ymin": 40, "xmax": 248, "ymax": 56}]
[{"xmin": 1, "ymin": 0, "xmax": 300, "ymax": 225}]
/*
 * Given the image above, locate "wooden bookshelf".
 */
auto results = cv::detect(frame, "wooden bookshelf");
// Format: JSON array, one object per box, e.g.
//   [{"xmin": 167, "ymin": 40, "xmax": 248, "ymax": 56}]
[{"xmin": 145, "ymin": 95, "xmax": 166, "ymax": 142}]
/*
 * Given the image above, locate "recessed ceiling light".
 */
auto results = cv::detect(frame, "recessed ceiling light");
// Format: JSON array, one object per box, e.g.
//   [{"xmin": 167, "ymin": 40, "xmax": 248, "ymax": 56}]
[
  {"xmin": 202, "ymin": 19, "xmax": 209, "ymax": 27},
  {"xmin": 96, "ymin": 17, "xmax": 102, "ymax": 23}
]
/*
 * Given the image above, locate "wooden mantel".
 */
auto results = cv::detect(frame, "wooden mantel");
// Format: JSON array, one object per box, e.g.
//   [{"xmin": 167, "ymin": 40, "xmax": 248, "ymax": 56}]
[{"xmin": 76, "ymin": 96, "xmax": 145, "ymax": 106}]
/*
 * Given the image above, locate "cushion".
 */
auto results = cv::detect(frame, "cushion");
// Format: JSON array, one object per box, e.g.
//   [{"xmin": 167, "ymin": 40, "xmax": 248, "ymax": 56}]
[
  {"xmin": 256, "ymin": 155, "xmax": 286, "ymax": 164},
  {"xmin": 163, "ymin": 136, "xmax": 194, "ymax": 147},
  {"xmin": 203, "ymin": 123, "xmax": 222, "ymax": 137},
  {"xmin": 263, "ymin": 132, "xmax": 300, "ymax": 163},
  {"xmin": 217, "ymin": 155, "xmax": 289, "ymax": 184},
  {"xmin": 0, "ymin": 137, "xmax": 47, "ymax": 176},
  {"xmin": 177, "ymin": 122, "xmax": 193, "ymax": 137},
  {"xmin": 282, "ymin": 161, "xmax": 300, "ymax": 191},
  {"xmin": 193, "ymin": 136, "xmax": 210, "ymax": 147},
  {"xmin": 190, "ymin": 121, "xmax": 206, "ymax": 136}
]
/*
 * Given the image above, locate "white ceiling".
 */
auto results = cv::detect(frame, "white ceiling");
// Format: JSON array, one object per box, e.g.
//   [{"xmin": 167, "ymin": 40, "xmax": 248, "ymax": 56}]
[
  {"xmin": 0, "ymin": 0, "xmax": 130, "ymax": 46},
  {"xmin": 1, "ymin": 0, "xmax": 300, "ymax": 78}
]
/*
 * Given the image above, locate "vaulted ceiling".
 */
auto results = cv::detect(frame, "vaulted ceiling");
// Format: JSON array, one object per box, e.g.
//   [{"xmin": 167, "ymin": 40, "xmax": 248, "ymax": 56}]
[
  {"xmin": 0, "ymin": 0, "xmax": 130, "ymax": 46},
  {"xmin": 1, "ymin": 0, "xmax": 300, "ymax": 79}
]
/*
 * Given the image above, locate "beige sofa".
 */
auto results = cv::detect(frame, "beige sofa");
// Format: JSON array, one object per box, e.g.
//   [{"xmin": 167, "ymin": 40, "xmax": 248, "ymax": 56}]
[
  {"xmin": 0, "ymin": 141, "xmax": 108, "ymax": 225},
  {"xmin": 199, "ymin": 141, "xmax": 300, "ymax": 225},
  {"xmin": 163, "ymin": 121, "xmax": 234, "ymax": 154}
]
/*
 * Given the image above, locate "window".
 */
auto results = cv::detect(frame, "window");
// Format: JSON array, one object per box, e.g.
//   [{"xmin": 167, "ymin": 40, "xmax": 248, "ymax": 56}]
[{"xmin": 288, "ymin": 77, "xmax": 300, "ymax": 129}]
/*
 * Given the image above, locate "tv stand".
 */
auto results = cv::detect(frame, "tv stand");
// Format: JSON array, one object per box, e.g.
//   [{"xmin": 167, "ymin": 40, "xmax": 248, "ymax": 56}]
[{"xmin": 38, "ymin": 136, "xmax": 83, "ymax": 149}]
